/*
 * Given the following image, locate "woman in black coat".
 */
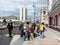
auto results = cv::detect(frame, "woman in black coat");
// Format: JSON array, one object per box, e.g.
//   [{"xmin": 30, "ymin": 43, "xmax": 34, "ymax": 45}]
[{"xmin": 7, "ymin": 22, "xmax": 13, "ymax": 37}]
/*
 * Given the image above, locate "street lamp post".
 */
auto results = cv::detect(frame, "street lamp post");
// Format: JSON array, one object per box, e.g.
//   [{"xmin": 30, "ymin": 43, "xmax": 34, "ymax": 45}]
[{"xmin": 33, "ymin": 5, "xmax": 35, "ymax": 22}]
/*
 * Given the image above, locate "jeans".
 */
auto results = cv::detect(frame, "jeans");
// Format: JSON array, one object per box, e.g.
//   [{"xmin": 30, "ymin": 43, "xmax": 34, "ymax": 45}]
[
  {"xmin": 40, "ymin": 30, "xmax": 44, "ymax": 39},
  {"xmin": 24, "ymin": 35, "xmax": 28, "ymax": 40},
  {"xmin": 24, "ymin": 32, "xmax": 30, "ymax": 40}
]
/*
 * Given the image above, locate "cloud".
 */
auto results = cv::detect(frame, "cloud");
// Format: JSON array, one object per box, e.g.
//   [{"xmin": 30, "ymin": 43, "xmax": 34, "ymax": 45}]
[
  {"xmin": 0, "ymin": 0, "xmax": 47, "ymax": 16},
  {"xmin": 12, "ymin": 0, "xmax": 40, "ymax": 2},
  {"xmin": 0, "ymin": 0, "xmax": 18, "ymax": 11}
]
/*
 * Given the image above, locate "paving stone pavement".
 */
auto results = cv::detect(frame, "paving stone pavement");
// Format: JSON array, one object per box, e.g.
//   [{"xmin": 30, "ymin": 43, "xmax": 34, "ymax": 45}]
[
  {"xmin": 22, "ymin": 27, "xmax": 60, "ymax": 45},
  {"xmin": 0, "ymin": 27, "xmax": 60, "ymax": 45}
]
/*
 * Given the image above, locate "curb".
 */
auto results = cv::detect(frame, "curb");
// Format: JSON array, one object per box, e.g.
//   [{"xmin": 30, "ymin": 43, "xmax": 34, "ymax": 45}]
[{"xmin": 56, "ymin": 38, "xmax": 60, "ymax": 42}]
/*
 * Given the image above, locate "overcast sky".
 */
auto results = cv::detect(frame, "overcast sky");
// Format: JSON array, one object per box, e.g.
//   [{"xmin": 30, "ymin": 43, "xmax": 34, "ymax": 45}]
[{"xmin": 0, "ymin": 0, "xmax": 48, "ymax": 16}]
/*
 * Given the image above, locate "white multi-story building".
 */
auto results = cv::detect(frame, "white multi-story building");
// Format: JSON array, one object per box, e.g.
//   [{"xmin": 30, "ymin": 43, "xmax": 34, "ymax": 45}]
[
  {"xmin": 48, "ymin": 0, "xmax": 60, "ymax": 30},
  {"xmin": 20, "ymin": 6, "xmax": 27, "ymax": 22},
  {"xmin": 41, "ymin": 6, "xmax": 48, "ymax": 24}
]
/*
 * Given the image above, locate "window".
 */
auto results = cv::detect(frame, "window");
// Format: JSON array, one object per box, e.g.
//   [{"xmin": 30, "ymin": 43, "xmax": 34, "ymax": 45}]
[{"xmin": 43, "ymin": 11, "xmax": 46, "ymax": 15}]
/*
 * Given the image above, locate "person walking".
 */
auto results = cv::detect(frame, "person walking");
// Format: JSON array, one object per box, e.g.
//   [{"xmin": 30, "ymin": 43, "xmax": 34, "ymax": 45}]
[
  {"xmin": 7, "ymin": 20, "xmax": 13, "ymax": 37},
  {"xmin": 39, "ymin": 22, "xmax": 46, "ymax": 39},
  {"xmin": 19, "ymin": 23, "xmax": 24, "ymax": 37},
  {"xmin": 24, "ymin": 23, "xmax": 30, "ymax": 41},
  {"xmin": 29, "ymin": 24, "xmax": 34, "ymax": 40},
  {"xmin": 32, "ymin": 23, "xmax": 36, "ymax": 38}
]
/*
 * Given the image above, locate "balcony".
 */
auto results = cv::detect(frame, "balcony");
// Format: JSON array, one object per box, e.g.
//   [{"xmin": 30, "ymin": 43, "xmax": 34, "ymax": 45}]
[{"xmin": 48, "ymin": 0, "xmax": 60, "ymax": 16}]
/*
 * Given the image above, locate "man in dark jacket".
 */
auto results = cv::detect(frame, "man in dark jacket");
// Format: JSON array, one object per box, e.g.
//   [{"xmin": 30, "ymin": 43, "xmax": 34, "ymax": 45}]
[
  {"xmin": 7, "ymin": 21, "xmax": 13, "ymax": 37},
  {"xmin": 32, "ymin": 23, "xmax": 36, "ymax": 38}
]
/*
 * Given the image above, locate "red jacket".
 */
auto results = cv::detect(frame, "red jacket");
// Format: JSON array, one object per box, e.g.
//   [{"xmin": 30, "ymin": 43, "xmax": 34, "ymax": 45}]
[{"xmin": 29, "ymin": 27, "xmax": 34, "ymax": 33}]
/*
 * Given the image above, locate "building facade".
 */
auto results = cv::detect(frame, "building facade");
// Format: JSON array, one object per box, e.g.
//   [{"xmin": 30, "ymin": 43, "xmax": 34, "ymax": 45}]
[
  {"xmin": 20, "ymin": 6, "xmax": 27, "ymax": 22},
  {"xmin": 48, "ymin": 0, "xmax": 60, "ymax": 30},
  {"xmin": 41, "ymin": 6, "xmax": 48, "ymax": 24}
]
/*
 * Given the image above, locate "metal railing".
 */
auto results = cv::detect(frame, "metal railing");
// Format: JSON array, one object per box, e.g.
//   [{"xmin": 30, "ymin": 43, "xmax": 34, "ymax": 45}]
[{"xmin": 48, "ymin": 0, "xmax": 60, "ymax": 15}]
